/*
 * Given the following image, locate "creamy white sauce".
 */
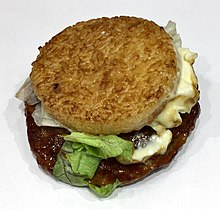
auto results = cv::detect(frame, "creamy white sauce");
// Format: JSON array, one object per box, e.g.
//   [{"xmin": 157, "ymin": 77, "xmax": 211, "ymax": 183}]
[
  {"xmin": 131, "ymin": 22, "xmax": 199, "ymax": 162},
  {"xmin": 132, "ymin": 130, "xmax": 172, "ymax": 161}
]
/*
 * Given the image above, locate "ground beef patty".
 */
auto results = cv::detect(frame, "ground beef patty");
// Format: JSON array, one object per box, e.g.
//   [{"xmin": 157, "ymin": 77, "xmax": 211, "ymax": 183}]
[{"xmin": 25, "ymin": 102, "xmax": 200, "ymax": 186}]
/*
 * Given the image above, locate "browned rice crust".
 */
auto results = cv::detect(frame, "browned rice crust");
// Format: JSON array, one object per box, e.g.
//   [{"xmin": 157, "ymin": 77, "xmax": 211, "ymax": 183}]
[{"xmin": 30, "ymin": 16, "xmax": 179, "ymax": 134}]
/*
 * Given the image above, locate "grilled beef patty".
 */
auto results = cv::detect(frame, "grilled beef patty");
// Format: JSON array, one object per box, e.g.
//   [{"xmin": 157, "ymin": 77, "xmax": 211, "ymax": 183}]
[{"xmin": 25, "ymin": 103, "xmax": 200, "ymax": 186}]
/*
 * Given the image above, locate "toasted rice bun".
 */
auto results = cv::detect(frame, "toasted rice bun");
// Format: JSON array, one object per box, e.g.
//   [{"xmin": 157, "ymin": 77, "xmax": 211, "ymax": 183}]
[{"xmin": 30, "ymin": 16, "xmax": 179, "ymax": 135}]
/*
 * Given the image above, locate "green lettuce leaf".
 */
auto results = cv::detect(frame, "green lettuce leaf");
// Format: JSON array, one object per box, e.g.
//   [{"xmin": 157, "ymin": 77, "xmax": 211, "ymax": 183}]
[
  {"xmin": 53, "ymin": 132, "xmax": 133, "ymax": 197},
  {"xmin": 64, "ymin": 132, "xmax": 133, "ymax": 162},
  {"xmin": 67, "ymin": 151, "xmax": 101, "ymax": 179},
  {"xmin": 89, "ymin": 179, "xmax": 122, "ymax": 198},
  {"xmin": 53, "ymin": 152, "xmax": 88, "ymax": 187}
]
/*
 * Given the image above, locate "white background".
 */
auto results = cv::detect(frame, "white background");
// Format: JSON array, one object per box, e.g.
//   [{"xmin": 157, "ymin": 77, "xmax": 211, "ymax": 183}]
[{"xmin": 1, "ymin": 0, "xmax": 219, "ymax": 208}]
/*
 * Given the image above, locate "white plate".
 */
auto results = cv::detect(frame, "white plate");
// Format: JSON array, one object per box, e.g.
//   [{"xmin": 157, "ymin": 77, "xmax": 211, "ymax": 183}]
[{"xmin": 1, "ymin": 0, "xmax": 220, "ymax": 208}]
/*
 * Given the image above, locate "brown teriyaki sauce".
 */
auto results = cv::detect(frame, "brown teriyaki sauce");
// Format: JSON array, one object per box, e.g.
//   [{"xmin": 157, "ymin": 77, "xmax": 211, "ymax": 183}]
[{"xmin": 25, "ymin": 103, "xmax": 200, "ymax": 186}]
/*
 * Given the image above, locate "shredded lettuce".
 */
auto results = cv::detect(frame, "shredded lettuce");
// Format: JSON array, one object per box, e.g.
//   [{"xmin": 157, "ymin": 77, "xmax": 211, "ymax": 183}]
[{"xmin": 53, "ymin": 132, "xmax": 133, "ymax": 197}]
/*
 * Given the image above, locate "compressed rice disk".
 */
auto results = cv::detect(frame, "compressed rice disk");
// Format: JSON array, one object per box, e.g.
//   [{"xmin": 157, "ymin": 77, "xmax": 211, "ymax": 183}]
[{"xmin": 30, "ymin": 16, "xmax": 179, "ymax": 135}]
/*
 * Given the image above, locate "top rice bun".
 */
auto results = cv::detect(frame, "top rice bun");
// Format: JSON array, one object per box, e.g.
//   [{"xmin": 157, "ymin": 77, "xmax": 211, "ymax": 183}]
[{"xmin": 30, "ymin": 16, "xmax": 180, "ymax": 135}]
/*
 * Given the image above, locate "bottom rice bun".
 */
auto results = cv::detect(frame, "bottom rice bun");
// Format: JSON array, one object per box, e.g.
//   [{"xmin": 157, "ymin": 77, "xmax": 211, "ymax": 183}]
[{"xmin": 16, "ymin": 16, "xmax": 200, "ymax": 197}]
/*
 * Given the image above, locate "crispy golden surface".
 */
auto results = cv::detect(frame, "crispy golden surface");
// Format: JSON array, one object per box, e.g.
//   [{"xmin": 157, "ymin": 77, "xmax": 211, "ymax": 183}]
[{"xmin": 30, "ymin": 16, "xmax": 179, "ymax": 134}]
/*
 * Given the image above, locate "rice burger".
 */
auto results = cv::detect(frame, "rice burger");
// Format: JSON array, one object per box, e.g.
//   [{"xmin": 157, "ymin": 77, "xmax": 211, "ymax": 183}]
[{"xmin": 16, "ymin": 16, "xmax": 200, "ymax": 197}]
